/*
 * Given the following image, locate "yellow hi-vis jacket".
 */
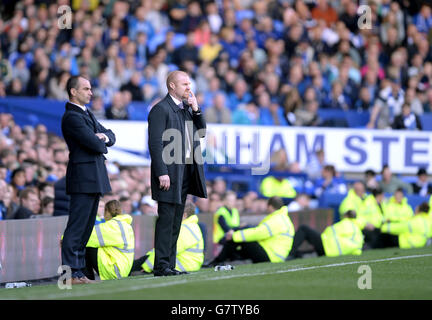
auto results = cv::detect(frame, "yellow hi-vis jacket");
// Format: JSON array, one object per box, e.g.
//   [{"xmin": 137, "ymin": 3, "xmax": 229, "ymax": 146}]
[
  {"xmin": 429, "ymin": 195, "xmax": 432, "ymax": 215},
  {"xmin": 339, "ymin": 189, "xmax": 366, "ymax": 217},
  {"xmin": 260, "ymin": 176, "xmax": 297, "ymax": 199},
  {"xmin": 213, "ymin": 206, "xmax": 240, "ymax": 244},
  {"xmin": 87, "ymin": 214, "xmax": 135, "ymax": 280},
  {"xmin": 356, "ymin": 194, "xmax": 384, "ymax": 229},
  {"xmin": 382, "ymin": 196, "xmax": 413, "ymax": 222},
  {"xmin": 232, "ymin": 206, "xmax": 294, "ymax": 263},
  {"xmin": 380, "ymin": 212, "xmax": 432, "ymax": 249},
  {"xmin": 321, "ymin": 217, "xmax": 364, "ymax": 257},
  {"xmin": 142, "ymin": 215, "xmax": 204, "ymax": 272}
]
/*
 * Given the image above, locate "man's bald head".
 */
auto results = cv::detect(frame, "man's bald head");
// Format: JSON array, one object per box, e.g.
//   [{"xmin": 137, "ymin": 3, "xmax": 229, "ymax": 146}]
[
  {"xmin": 166, "ymin": 71, "xmax": 192, "ymax": 101},
  {"xmin": 166, "ymin": 71, "xmax": 188, "ymax": 91}
]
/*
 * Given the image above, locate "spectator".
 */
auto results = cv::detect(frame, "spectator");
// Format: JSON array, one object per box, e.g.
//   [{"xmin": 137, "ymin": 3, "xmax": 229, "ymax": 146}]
[
  {"xmin": 0, "ymin": 179, "xmax": 8, "ymax": 220},
  {"xmin": 311, "ymin": 0, "xmax": 338, "ymax": 28},
  {"xmin": 179, "ymin": 1, "xmax": 204, "ymax": 34},
  {"xmin": 391, "ymin": 103, "xmax": 422, "ymax": 130},
  {"xmin": 47, "ymin": 71, "xmax": 70, "ymax": 101},
  {"xmin": 379, "ymin": 165, "xmax": 413, "ymax": 195},
  {"xmin": 105, "ymin": 92, "xmax": 129, "ymax": 120},
  {"xmin": 367, "ymin": 77, "xmax": 405, "ymax": 129},
  {"xmin": 128, "ymin": 6, "xmax": 154, "ymax": 43},
  {"xmin": 314, "ymin": 165, "xmax": 348, "ymax": 198},
  {"xmin": 212, "ymin": 177, "xmax": 227, "ymax": 198},
  {"xmin": 411, "ymin": 168, "xmax": 432, "ymax": 196},
  {"xmin": 119, "ymin": 196, "xmax": 133, "ymax": 215},
  {"xmin": 259, "ymin": 92, "xmax": 288, "ymax": 126},
  {"xmin": 172, "ymin": 31, "xmax": 199, "ymax": 67},
  {"xmin": 11, "ymin": 57, "xmax": 30, "ymax": 90},
  {"xmin": 294, "ymin": 100, "xmax": 321, "ymax": 127},
  {"xmin": 120, "ymin": 71, "xmax": 144, "ymax": 101},
  {"xmin": 355, "ymin": 86, "xmax": 374, "ymax": 112},
  {"xmin": 204, "ymin": 92, "xmax": 232, "ymax": 124},
  {"xmin": 287, "ymin": 193, "xmax": 311, "ymax": 212},
  {"xmin": 232, "ymin": 102, "xmax": 260, "ymax": 125},
  {"xmin": 364, "ymin": 169, "xmax": 379, "ymax": 193},
  {"xmin": 413, "ymin": 4, "xmax": 432, "ymax": 34},
  {"xmin": 205, "ymin": 2, "xmax": 223, "ymax": 34},
  {"xmin": 199, "ymin": 33, "xmax": 222, "ymax": 64},
  {"xmin": 36, "ymin": 196, "xmax": 54, "ymax": 217},
  {"xmin": 13, "ymin": 187, "xmax": 40, "ymax": 219},
  {"xmin": 89, "ymin": 94, "xmax": 106, "ymax": 120},
  {"xmin": 10, "ymin": 167, "xmax": 26, "ymax": 202},
  {"xmin": 139, "ymin": 195, "xmax": 157, "ymax": 216},
  {"xmin": 95, "ymin": 199, "xmax": 106, "ymax": 225},
  {"xmin": 305, "ymin": 149, "xmax": 325, "ymax": 181}
]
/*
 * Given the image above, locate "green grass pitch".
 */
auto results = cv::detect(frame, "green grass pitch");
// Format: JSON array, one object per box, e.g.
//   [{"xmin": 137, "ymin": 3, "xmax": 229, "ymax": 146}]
[{"xmin": 1, "ymin": 247, "xmax": 431, "ymax": 300}]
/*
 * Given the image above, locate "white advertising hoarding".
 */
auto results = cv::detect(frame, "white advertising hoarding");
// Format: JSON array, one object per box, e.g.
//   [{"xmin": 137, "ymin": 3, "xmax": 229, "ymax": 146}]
[{"xmin": 100, "ymin": 121, "xmax": 431, "ymax": 174}]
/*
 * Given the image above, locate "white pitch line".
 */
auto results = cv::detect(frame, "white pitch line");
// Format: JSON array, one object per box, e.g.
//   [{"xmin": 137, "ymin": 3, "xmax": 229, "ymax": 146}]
[{"xmin": 29, "ymin": 253, "xmax": 432, "ymax": 299}]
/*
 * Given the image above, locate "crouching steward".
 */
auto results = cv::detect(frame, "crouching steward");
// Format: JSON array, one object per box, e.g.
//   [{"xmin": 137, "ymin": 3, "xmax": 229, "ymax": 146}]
[
  {"xmin": 213, "ymin": 191, "xmax": 241, "ymax": 245},
  {"xmin": 85, "ymin": 200, "xmax": 135, "ymax": 280},
  {"xmin": 288, "ymin": 210, "xmax": 364, "ymax": 259},
  {"xmin": 132, "ymin": 202, "xmax": 204, "ymax": 274},
  {"xmin": 209, "ymin": 196, "xmax": 295, "ymax": 265},
  {"xmin": 377, "ymin": 202, "xmax": 432, "ymax": 249}
]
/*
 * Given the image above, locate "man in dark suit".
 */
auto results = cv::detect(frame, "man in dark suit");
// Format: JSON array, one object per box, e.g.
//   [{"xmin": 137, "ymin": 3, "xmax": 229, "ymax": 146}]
[
  {"xmin": 61, "ymin": 75, "xmax": 116, "ymax": 284},
  {"xmin": 148, "ymin": 70, "xmax": 207, "ymax": 276},
  {"xmin": 412, "ymin": 168, "xmax": 432, "ymax": 196}
]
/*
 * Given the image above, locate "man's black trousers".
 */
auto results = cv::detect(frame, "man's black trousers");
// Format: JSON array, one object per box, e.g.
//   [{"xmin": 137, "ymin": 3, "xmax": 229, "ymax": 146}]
[{"xmin": 154, "ymin": 164, "xmax": 194, "ymax": 271}]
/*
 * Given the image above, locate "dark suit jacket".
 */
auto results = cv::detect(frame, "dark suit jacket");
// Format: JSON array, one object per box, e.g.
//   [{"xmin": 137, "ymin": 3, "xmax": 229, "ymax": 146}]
[
  {"xmin": 13, "ymin": 206, "xmax": 33, "ymax": 219},
  {"xmin": 148, "ymin": 94, "xmax": 207, "ymax": 204},
  {"xmin": 61, "ymin": 102, "xmax": 116, "ymax": 195}
]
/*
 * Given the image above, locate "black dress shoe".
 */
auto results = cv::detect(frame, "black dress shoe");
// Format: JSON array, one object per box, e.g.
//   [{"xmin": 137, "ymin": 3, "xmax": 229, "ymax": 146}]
[
  {"xmin": 153, "ymin": 268, "xmax": 177, "ymax": 277},
  {"xmin": 172, "ymin": 269, "xmax": 189, "ymax": 275}
]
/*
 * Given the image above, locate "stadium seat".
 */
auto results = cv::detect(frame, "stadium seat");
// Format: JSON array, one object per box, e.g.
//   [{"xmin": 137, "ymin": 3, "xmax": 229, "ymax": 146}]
[
  {"xmin": 406, "ymin": 194, "xmax": 430, "ymax": 211},
  {"xmin": 345, "ymin": 111, "xmax": 370, "ymax": 128},
  {"xmin": 420, "ymin": 113, "xmax": 432, "ymax": 131},
  {"xmin": 235, "ymin": 10, "xmax": 255, "ymax": 23},
  {"xmin": 318, "ymin": 192, "xmax": 347, "ymax": 223}
]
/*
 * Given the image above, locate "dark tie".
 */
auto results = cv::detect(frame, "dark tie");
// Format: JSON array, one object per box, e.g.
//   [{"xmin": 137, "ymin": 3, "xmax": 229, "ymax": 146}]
[{"xmin": 178, "ymin": 102, "xmax": 192, "ymax": 159}]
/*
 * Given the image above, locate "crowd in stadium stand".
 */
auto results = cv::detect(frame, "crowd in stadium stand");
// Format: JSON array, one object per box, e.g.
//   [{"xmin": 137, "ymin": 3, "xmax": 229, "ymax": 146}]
[
  {"xmin": 0, "ymin": 0, "xmax": 431, "ymax": 222},
  {"xmin": 0, "ymin": 0, "xmax": 431, "ymax": 128}
]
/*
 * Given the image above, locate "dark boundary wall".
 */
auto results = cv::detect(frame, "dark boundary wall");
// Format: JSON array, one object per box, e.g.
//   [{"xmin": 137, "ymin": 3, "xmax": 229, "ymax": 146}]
[{"xmin": 0, "ymin": 209, "xmax": 332, "ymax": 283}]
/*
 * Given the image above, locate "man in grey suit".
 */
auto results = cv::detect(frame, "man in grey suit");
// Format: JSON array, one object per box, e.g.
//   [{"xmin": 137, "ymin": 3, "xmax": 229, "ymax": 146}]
[
  {"xmin": 61, "ymin": 75, "xmax": 116, "ymax": 284},
  {"xmin": 148, "ymin": 71, "xmax": 207, "ymax": 276}
]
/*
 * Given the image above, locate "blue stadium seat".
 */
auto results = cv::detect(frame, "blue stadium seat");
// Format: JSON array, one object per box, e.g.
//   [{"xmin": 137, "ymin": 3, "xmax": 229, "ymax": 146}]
[
  {"xmin": 172, "ymin": 33, "xmax": 187, "ymax": 48},
  {"xmin": 345, "ymin": 111, "xmax": 370, "ymax": 128},
  {"xmin": 420, "ymin": 113, "xmax": 432, "ymax": 131},
  {"xmin": 235, "ymin": 10, "xmax": 255, "ymax": 23},
  {"xmin": 406, "ymin": 195, "xmax": 429, "ymax": 211},
  {"xmin": 318, "ymin": 192, "xmax": 347, "ymax": 222}
]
